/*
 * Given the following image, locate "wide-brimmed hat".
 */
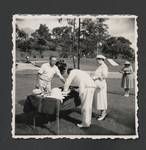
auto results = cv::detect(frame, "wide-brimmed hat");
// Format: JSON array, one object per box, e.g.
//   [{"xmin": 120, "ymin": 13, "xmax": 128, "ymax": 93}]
[
  {"xmin": 124, "ymin": 61, "xmax": 131, "ymax": 65},
  {"xmin": 32, "ymin": 89, "xmax": 42, "ymax": 95},
  {"xmin": 96, "ymin": 55, "xmax": 106, "ymax": 60}
]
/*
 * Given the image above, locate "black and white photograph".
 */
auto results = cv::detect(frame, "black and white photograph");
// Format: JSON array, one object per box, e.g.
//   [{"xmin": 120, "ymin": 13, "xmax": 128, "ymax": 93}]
[{"xmin": 12, "ymin": 15, "xmax": 138, "ymax": 139}]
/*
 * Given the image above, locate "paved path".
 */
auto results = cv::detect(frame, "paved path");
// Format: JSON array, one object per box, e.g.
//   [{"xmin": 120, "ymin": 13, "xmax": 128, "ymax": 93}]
[
  {"xmin": 107, "ymin": 58, "xmax": 119, "ymax": 66},
  {"xmin": 16, "ymin": 62, "xmax": 40, "ymax": 71}
]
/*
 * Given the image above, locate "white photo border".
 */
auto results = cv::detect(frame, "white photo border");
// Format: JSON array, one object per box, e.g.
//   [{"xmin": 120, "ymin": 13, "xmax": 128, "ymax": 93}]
[{"xmin": 12, "ymin": 14, "xmax": 138, "ymax": 139}]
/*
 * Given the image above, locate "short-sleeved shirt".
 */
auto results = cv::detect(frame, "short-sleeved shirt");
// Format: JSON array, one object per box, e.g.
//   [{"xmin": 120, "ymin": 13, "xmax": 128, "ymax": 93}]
[{"xmin": 38, "ymin": 63, "xmax": 62, "ymax": 82}]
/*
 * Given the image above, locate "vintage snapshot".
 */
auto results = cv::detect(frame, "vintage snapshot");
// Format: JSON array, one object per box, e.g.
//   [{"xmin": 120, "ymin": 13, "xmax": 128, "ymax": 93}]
[{"xmin": 12, "ymin": 15, "xmax": 138, "ymax": 139}]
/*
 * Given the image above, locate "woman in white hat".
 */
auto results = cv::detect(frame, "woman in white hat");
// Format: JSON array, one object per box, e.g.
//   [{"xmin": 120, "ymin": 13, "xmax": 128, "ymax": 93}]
[
  {"xmin": 92, "ymin": 55, "xmax": 108, "ymax": 120},
  {"xmin": 121, "ymin": 61, "xmax": 134, "ymax": 97}
]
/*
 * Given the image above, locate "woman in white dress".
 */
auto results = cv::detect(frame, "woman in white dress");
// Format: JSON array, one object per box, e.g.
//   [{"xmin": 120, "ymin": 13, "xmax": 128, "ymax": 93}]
[{"xmin": 92, "ymin": 55, "xmax": 108, "ymax": 120}]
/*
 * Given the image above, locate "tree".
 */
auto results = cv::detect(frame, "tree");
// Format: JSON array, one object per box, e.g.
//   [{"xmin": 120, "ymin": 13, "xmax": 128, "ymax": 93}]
[
  {"xmin": 52, "ymin": 26, "xmax": 72, "ymax": 57},
  {"xmin": 16, "ymin": 24, "xmax": 28, "ymax": 41},
  {"xmin": 102, "ymin": 37, "xmax": 119, "ymax": 58},
  {"xmin": 102, "ymin": 36, "xmax": 135, "ymax": 61},
  {"xmin": 96, "ymin": 18, "xmax": 109, "ymax": 42},
  {"xmin": 56, "ymin": 18, "xmax": 77, "ymax": 68},
  {"xmin": 16, "ymin": 24, "xmax": 31, "ymax": 55},
  {"xmin": 80, "ymin": 18, "xmax": 109, "ymax": 57},
  {"xmin": 31, "ymin": 24, "xmax": 51, "ymax": 56},
  {"xmin": 56, "ymin": 17, "xmax": 110, "ymax": 68}
]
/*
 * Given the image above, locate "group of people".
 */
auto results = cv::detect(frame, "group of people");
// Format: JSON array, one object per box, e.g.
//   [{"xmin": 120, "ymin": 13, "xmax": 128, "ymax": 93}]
[{"xmin": 35, "ymin": 55, "xmax": 133, "ymax": 128}]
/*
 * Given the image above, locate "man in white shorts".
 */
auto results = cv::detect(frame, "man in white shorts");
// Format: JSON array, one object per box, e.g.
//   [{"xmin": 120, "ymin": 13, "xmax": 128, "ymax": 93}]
[{"xmin": 36, "ymin": 56, "xmax": 65, "ymax": 95}]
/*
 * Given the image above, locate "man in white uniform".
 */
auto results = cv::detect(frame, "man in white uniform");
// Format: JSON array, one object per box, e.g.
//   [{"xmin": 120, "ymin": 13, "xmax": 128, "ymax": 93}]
[
  {"xmin": 63, "ymin": 68, "xmax": 95, "ymax": 128},
  {"xmin": 36, "ymin": 56, "xmax": 65, "ymax": 95}
]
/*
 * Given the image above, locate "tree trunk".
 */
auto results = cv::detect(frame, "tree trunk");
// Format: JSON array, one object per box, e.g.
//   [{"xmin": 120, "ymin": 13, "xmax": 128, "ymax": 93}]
[
  {"xmin": 72, "ymin": 18, "xmax": 76, "ymax": 68},
  {"xmin": 39, "ymin": 50, "xmax": 42, "ymax": 58},
  {"xmin": 77, "ymin": 18, "xmax": 81, "ymax": 69},
  {"xmin": 72, "ymin": 55, "xmax": 76, "ymax": 68}
]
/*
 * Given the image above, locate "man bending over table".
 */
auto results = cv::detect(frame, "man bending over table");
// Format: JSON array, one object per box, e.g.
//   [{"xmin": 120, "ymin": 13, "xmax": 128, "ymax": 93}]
[{"xmin": 63, "ymin": 68, "xmax": 95, "ymax": 128}]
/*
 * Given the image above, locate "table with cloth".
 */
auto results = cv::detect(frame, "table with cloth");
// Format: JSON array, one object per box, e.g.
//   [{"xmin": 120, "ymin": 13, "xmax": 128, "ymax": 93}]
[{"xmin": 23, "ymin": 86, "xmax": 81, "ymax": 134}]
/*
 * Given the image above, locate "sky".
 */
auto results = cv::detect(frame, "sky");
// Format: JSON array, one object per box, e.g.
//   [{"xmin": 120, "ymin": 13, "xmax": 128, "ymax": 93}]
[
  {"xmin": 15, "ymin": 15, "xmax": 137, "ymax": 49},
  {"xmin": 105, "ymin": 17, "xmax": 136, "ymax": 49}
]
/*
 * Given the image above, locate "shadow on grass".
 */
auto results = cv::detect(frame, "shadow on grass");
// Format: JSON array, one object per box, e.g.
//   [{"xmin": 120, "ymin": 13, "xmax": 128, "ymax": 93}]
[
  {"xmin": 15, "ymin": 123, "xmax": 57, "ymax": 135},
  {"xmin": 60, "ymin": 109, "xmax": 81, "ymax": 125},
  {"xmin": 15, "ymin": 109, "xmax": 80, "ymax": 135},
  {"xmin": 107, "ymin": 109, "xmax": 136, "ymax": 135},
  {"xmin": 15, "ymin": 112, "xmax": 55, "ymax": 125},
  {"xmin": 60, "ymin": 109, "xmax": 119, "ymax": 135},
  {"xmin": 15, "ymin": 112, "xmax": 58, "ymax": 135},
  {"xmin": 81, "ymin": 124, "xmax": 118, "ymax": 135},
  {"xmin": 74, "ymin": 108, "xmax": 135, "ymax": 135}
]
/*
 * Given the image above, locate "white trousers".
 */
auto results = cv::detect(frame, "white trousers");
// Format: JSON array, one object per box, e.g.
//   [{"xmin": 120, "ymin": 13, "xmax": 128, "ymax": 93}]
[{"xmin": 80, "ymin": 88, "xmax": 95, "ymax": 126}]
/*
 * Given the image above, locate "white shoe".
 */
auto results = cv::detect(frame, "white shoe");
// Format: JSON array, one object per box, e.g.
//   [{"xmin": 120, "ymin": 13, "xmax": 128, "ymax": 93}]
[
  {"xmin": 97, "ymin": 114, "xmax": 107, "ymax": 121},
  {"xmin": 77, "ymin": 123, "xmax": 90, "ymax": 128}
]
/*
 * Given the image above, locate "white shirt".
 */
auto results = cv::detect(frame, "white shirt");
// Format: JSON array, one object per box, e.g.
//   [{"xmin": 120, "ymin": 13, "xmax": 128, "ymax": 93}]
[
  {"xmin": 38, "ymin": 63, "xmax": 62, "ymax": 82},
  {"xmin": 64, "ymin": 69, "xmax": 95, "ymax": 95}
]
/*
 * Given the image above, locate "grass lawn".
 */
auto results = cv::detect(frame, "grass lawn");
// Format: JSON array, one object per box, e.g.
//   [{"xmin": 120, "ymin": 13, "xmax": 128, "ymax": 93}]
[
  {"xmin": 15, "ymin": 69, "xmax": 136, "ymax": 136},
  {"xmin": 16, "ymin": 49, "xmax": 135, "ymax": 72}
]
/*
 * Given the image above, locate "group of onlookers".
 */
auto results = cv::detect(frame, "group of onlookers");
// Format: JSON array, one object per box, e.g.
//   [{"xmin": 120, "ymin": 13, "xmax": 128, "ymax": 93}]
[{"xmin": 34, "ymin": 55, "xmax": 133, "ymax": 128}]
